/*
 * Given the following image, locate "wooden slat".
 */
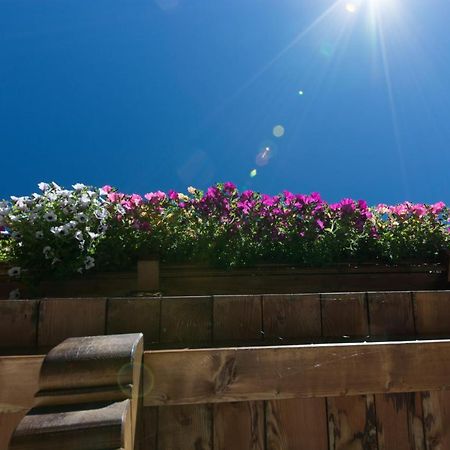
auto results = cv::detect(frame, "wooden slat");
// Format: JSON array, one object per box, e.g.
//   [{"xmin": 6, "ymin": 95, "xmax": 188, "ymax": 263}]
[
  {"xmin": 376, "ymin": 393, "xmax": 425, "ymax": 450},
  {"xmin": 155, "ymin": 296, "xmax": 213, "ymax": 450},
  {"xmin": 321, "ymin": 292, "xmax": 374, "ymax": 449},
  {"xmin": 138, "ymin": 407, "xmax": 157, "ymax": 450},
  {"xmin": 38, "ymin": 298, "xmax": 107, "ymax": 348},
  {"xmin": 422, "ymin": 391, "xmax": 450, "ymax": 449},
  {"xmin": 213, "ymin": 295, "xmax": 264, "ymax": 450},
  {"xmin": 414, "ymin": 291, "xmax": 450, "ymax": 337},
  {"xmin": 213, "ymin": 402, "xmax": 264, "ymax": 450},
  {"xmin": 107, "ymin": 298, "xmax": 160, "ymax": 349},
  {"xmin": 143, "ymin": 340, "xmax": 450, "ymax": 406},
  {"xmin": 263, "ymin": 294, "xmax": 327, "ymax": 450},
  {"xmin": 414, "ymin": 291, "xmax": 450, "ymax": 449},
  {"xmin": 0, "ymin": 300, "xmax": 39, "ymax": 350},
  {"xmin": 213, "ymin": 295, "xmax": 263, "ymax": 343},
  {"xmin": 369, "ymin": 292, "xmax": 425, "ymax": 450},
  {"xmin": 266, "ymin": 398, "xmax": 327, "ymax": 450},
  {"xmin": 262, "ymin": 294, "xmax": 321, "ymax": 342},
  {"xmin": 160, "ymin": 296, "xmax": 212, "ymax": 345},
  {"xmin": 328, "ymin": 395, "xmax": 377, "ymax": 450}
]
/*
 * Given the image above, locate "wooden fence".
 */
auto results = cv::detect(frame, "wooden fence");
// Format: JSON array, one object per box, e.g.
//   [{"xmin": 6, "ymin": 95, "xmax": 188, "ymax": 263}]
[{"xmin": 2, "ymin": 291, "xmax": 450, "ymax": 449}]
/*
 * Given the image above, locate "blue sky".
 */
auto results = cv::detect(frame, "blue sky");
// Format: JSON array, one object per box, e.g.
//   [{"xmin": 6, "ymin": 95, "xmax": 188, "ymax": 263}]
[{"xmin": 1, "ymin": 0, "xmax": 450, "ymax": 204}]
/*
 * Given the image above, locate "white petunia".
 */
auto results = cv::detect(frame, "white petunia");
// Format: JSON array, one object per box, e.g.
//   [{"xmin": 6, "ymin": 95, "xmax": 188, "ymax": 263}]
[
  {"xmin": 51, "ymin": 182, "xmax": 61, "ymax": 191},
  {"xmin": 8, "ymin": 266, "xmax": 21, "ymax": 277},
  {"xmin": 9, "ymin": 288, "xmax": 21, "ymax": 300},
  {"xmin": 74, "ymin": 230, "xmax": 84, "ymax": 241},
  {"xmin": 35, "ymin": 231, "xmax": 44, "ymax": 239},
  {"xmin": 76, "ymin": 212, "xmax": 88, "ymax": 223},
  {"xmin": 44, "ymin": 211, "xmax": 57, "ymax": 222},
  {"xmin": 43, "ymin": 246, "xmax": 52, "ymax": 259},
  {"xmin": 38, "ymin": 182, "xmax": 49, "ymax": 192},
  {"xmin": 85, "ymin": 256, "xmax": 95, "ymax": 270},
  {"xmin": 72, "ymin": 183, "xmax": 85, "ymax": 191}
]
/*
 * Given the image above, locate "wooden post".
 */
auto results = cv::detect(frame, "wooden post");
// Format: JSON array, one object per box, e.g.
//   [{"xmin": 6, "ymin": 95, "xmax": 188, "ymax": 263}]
[
  {"xmin": 8, "ymin": 333, "xmax": 143, "ymax": 450},
  {"xmin": 137, "ymin": 260, "xmax": 160, "ymax": 292}
]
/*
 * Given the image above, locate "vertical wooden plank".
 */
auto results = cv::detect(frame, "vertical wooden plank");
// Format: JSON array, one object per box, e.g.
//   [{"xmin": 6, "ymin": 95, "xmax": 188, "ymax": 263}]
[
  {"xmin": 321, "ymin": 292, "xmax": 369, "ymax": 339},
  {"xmin": 263, "ymin": 293, "xmax": 321, "ymax": 342},
  {"xmin": 213, "ymin": 295, "xmax": 264, "ymax": 450},
  {"xmin": 107, "ymin": 297, "xmax": 160, "ymax": 349},
  {"xmin": 414, "ymin": 291, "xmax": 450, "ymax": 337},
  {"xmin": 376, "ymin": 393, "xmax": 425, "ymax": 450},
  {"xmin": 160, "ymin": 296, "xmax": 212, "ymax": 345},
  {"xmin": 0, "ymin": 300, "xmax": 39, "ymax": 351},
  {"xmin": 138, "ymin": 407, "xmax": 158, "ymax": 450},
  {"xmin": 422, "ymin": 391, "xmax": 450, "ymax": 450},
  {"xmin": 414, "ymin": 291, "xmax": 450, "ymax": 449},
  {"xmin": 369, "ymin": 292, "xmax": 425, "ymax": 450},
  {"xmin": 214, "ymin": 402, "xmax": 264, "ymax": 450},
  {"xmin": 0, "ymin": 412, "xmax": 26, "ymax": 450},
  {"xmin": 213, "ymin": 295, "xmax": 263, "ymax": 343},
  {"xmin": 328, "ymin": 395, "xmax": 377, "ymax": 450},
  {"xmin": 157, "ymin": 296, "xmax": 213, "ymax": 450},
  {"xmin": 266, "ymin": 398, "xmax": 327, "ymax": 450},
  {"xmin": 263, "ymin": 294, "xmax": 327, "ymax": 450},
  {"xmin": 322, "ymin": 293, "xmax": 377, "ymax": 450},
  {"xmin": 37, "ymin": 298, "xmax": 106, "ymax": 348}
]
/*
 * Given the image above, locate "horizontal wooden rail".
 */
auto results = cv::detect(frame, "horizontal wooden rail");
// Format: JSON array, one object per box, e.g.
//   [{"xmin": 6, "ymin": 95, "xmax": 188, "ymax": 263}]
[{"xmin": 143, "ymin": 339, "xmax": 450, "ymax": 406}]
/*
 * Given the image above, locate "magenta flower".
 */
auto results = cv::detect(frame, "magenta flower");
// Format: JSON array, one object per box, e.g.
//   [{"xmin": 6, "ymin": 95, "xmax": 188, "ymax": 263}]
[
  {"xmin": 145, "ymin": 191, "xmax": 166, "ymax": 204},
  {"xmin": 168, "ymin": 190, "xmax": 179, "ymax": 201},
  {"xmin": 223, "ymin": 182, "xmax": 236, "ymax": 193},
  {"xmin": 101, "ymin": 185, "xmax": 113, "ymax": 194},
  {"xmin": 431, "ymin": 202, "xmax": 446, "ymax": 215}
]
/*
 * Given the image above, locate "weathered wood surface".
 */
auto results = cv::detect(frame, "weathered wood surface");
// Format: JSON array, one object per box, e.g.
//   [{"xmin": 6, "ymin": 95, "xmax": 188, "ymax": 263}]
[
  {"xmin": 8, "ymin": 334, "xmax": 144, "ymax": 450},
  {"xmin": 143, "ymin": 340, "xmax": 450, "ymax": 406},
  {"xmin": 1, "ymin": 262, "xmax": 446, "ymax": 298},
  {"xmin": 156, "ymin": 296, "xmax": 212, "ymax": 450},
  {"xmin": 213, "ymin": 295, "xmax": 264, "ymax": 450},
  {"xmin": 263, "ymin": 294, "xmax": 327, "ymax": 450}
]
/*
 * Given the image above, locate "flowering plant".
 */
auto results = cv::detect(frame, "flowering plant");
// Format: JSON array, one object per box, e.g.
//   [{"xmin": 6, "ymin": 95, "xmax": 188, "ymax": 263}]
[{"xmin": 1, "ymin": 182, "xmax": 449, "ymax": 282}]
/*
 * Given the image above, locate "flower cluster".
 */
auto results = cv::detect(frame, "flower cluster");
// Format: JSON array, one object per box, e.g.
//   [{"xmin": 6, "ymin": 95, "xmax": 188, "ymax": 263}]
[
  {"xmin": 0, "ymin": 182, "xmax": 119, "ymax": 280},
  {"xmin": 1, "ymin": 182, "xmax": 449, "ymax": 279}
]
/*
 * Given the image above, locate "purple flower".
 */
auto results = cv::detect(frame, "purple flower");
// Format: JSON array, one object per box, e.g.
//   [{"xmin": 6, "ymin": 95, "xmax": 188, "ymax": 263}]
[
  {"xmin": 431, "ymin": 202, "xmax": 446, "ymax": 215},
  {"xmin": 223, "ymin": 182, "xmax": 236, "ymax": 193},
  {"xmin": 168, "ymin": 190, "xmax": 179, "ymax": 201}
]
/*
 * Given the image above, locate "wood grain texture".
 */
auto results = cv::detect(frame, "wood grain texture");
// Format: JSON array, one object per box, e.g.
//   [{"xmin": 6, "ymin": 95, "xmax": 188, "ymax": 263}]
[
  {"xmin": 138, "ymin": 407, "xmax": 157, "ymax": 450},
  {"xmin": 262, "ymin": 294, "xmax": 321, "ymax": 341},
  {"xmin": 143, "ymin": 340, "xmax": 450, "ymax": 406},
  {"xmin": 263, "ymin": 293, "xmax": 327, "ymax": 450},
  {"xmin": 266, "ymin": 398, "xmax": 327, "ymax": 450},
  {"xmin": 321, "ymin": 292, "xmax": 369, "ymax": 338},
  {"xmin": 328, "ymin": 395, "xmax": 377, "ymax": 450},
  {"xmin": 368, "ymin": 291, "xmax": 415, "ymax": 337},
  {"xmin": 369, "ymin": 291, "xmax": 425, "ymax": 450},
  {"xmin": 37, "ymin": 298, "xmax": 107, "ymax": 348},
  {"xmin": 213, "ymin": 295, "xmax": 263, "ymax": 343},
  {"xmin": 0, "ymin": 356, "xmax": 43, "ymax": 413},
  {"xmin": 107, "ymin": 298, "xmax": 160, "ymax": 349},
  {"xmin": 376, "ymin": 393, "xmax": 425, "ymax": 450},
  {"xmin": 213, "ymin": 401, "xmax": 264, "ymax": 450},
  {"xmin": 423, "ymin": 391, "xmax": 450, "ymax": 450},
  {"xmin": 158, "ymin": 405, "xmax": 212, "ymax": 450},
  {"xmin": 0, "ymin": 301, "xmax": 39, "ymax": 350},
  {"xmin": 155, "ymin": 296, "xmax": 213, "ymax": 450},
  {"xmin": 414, "ymin": 291, "xmax": 450, "ymax": 337},
  {"xmin": 213, "ymin": 295, "xmax": 264, "ymax": 450},
  {"xmin": 160, "ymin": 296, "xmax": 212, "ymax": 345}
]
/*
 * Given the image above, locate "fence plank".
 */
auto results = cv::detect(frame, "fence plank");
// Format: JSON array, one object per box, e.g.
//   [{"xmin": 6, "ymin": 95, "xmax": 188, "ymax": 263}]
[
  {"xmin": 321, "ymin": 293, "xmax": 376, "ymax": 450},
  {"xmin": 263, "ymin": 294, "xmax": 327, "ymax": 450},
  {"xmin": 155, "ymin": 296, "xmax": 212, "ymax": 450},
  {"xmin": 422, "ymin": 391, "xmax": 450, "ymax": 450},
  {"xmin": 376, "ymin": 393, "xmax": 425, "ymax": 450},
  {"xmin": 107, "ymin": 297, "xmax": 160, "ymax": 349},
  {"xmin": 37, "ymin": 298, "xmax": 106, "ymax": 348},
  {"xmin": 414, "ymin": 291, "xmax": 450, "ymax": 337},
  {"xmin": 0, "ymin": 300, "xmax": 39, "ymax": 351},
  {"xmin": 414, "ymin": 291, "xmax": 450, "ymax": 449},
  {"xmin": 369, "ymin": 292, "xmax": 425, "ymax": 450},
  {"xmin": 213, "ymin": 295, "xmax": 264, "ymax": 450},
  {"xmin": 143, "ymin": 340, "xmax": 450, "ymax": 406}
]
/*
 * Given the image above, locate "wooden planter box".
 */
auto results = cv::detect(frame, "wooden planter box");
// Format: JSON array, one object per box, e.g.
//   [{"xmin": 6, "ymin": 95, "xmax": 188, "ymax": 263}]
[{"xmin": 1, "ymin": 260, "xmax": 449, "ymax": 299}]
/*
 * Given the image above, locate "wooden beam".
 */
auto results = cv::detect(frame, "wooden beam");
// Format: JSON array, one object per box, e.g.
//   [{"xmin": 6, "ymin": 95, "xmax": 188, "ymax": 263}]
[
  {"xmin": 143, "ymin": 340, "xmax": 450, "ymax": 406},
  {"xmin": 0, "ymin": 356, "xmax": 44, "ymax": 413}
]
